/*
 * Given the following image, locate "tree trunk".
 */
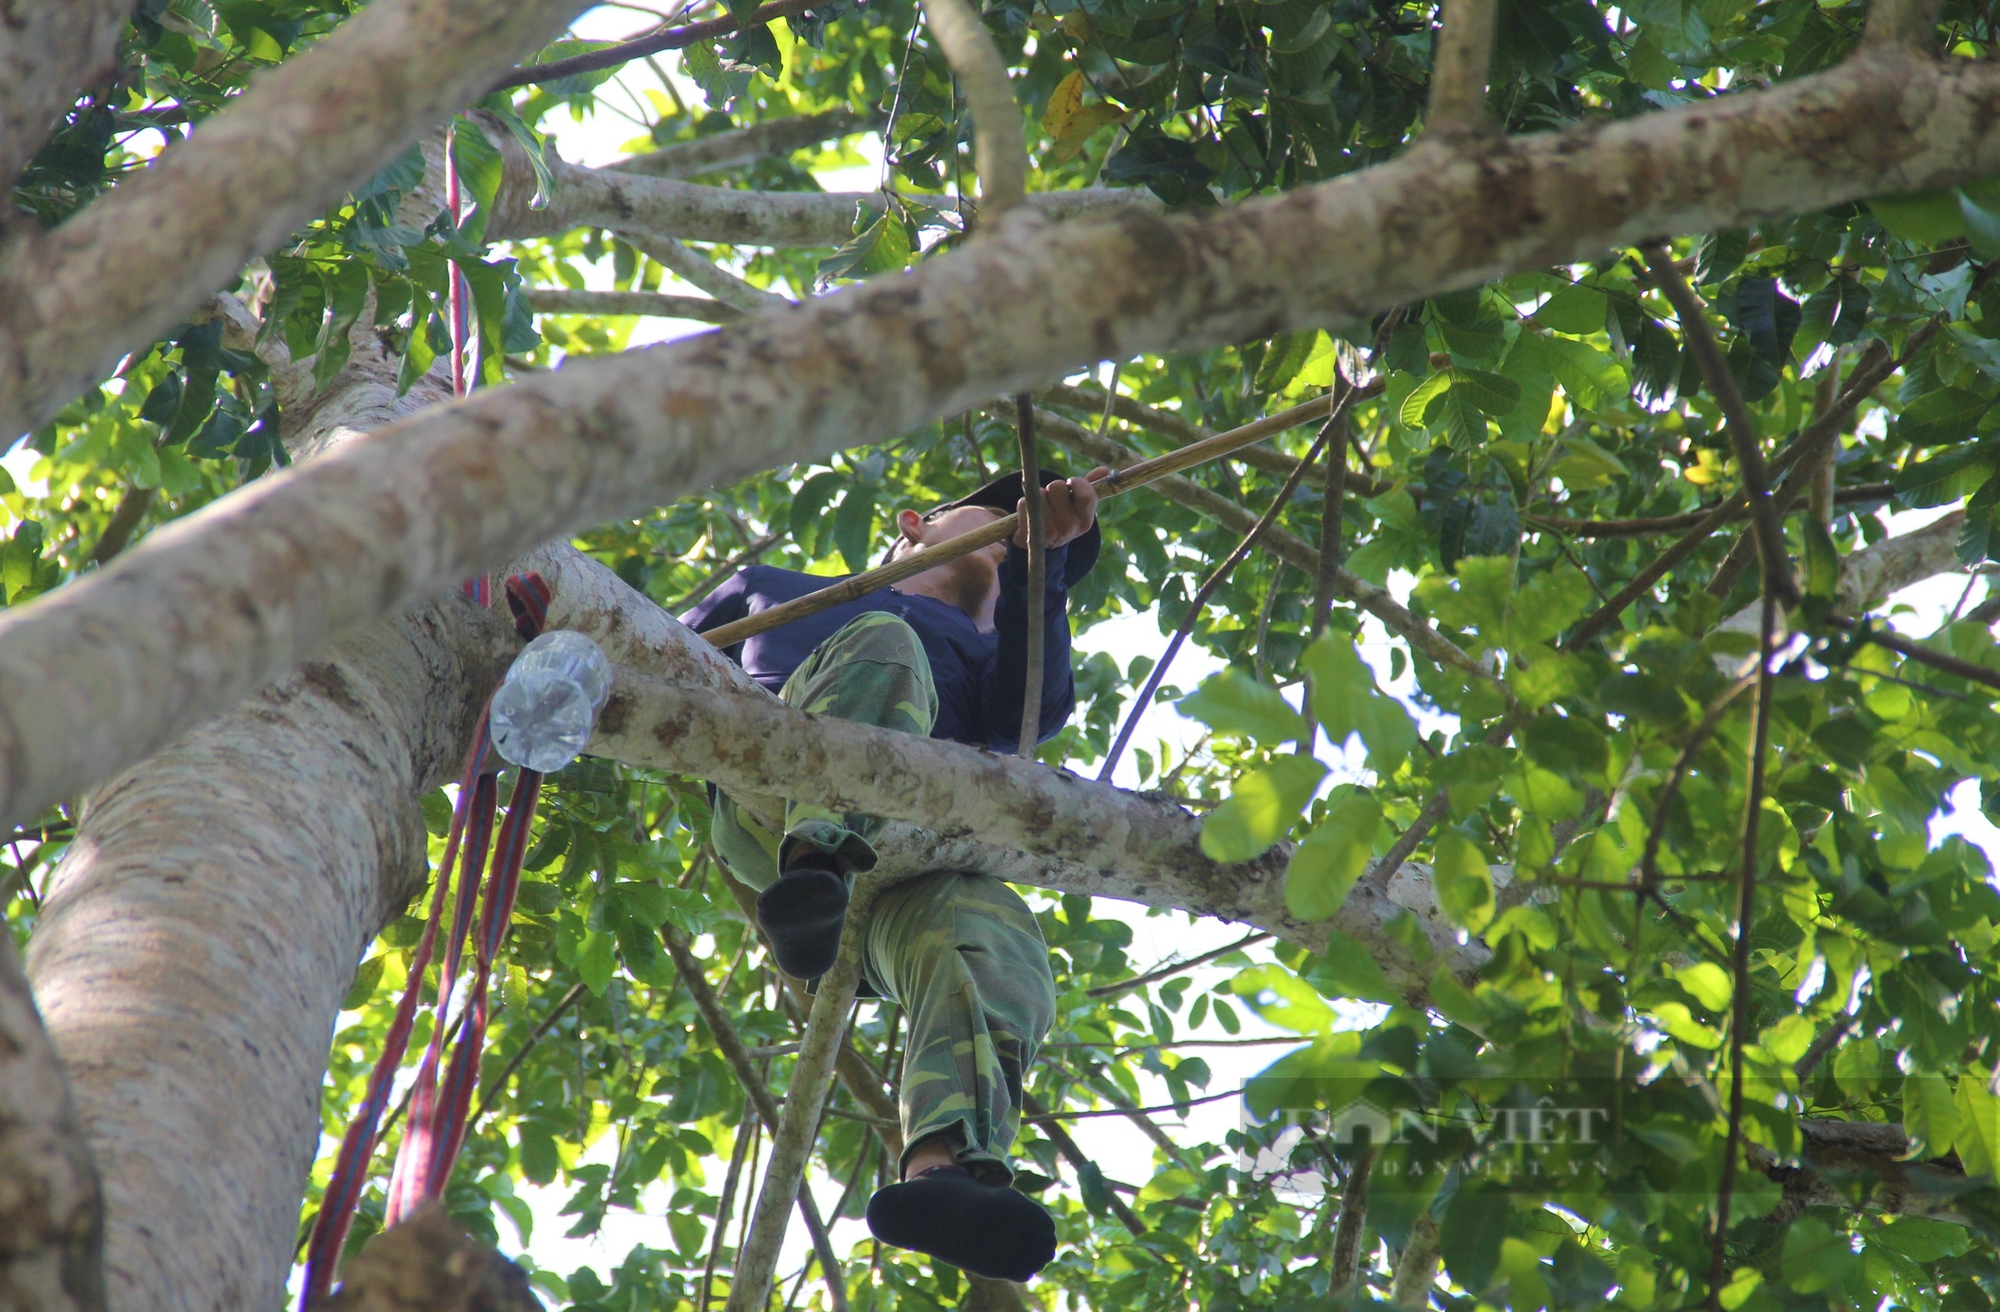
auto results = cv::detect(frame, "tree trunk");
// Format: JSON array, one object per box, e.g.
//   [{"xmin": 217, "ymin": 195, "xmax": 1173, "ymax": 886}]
[{"xmin": 24, "ymin": 317, "xmax": 515, "ymax": 1310}]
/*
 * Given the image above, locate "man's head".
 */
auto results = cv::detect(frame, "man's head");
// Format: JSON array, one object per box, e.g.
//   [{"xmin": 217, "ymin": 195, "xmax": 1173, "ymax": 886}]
[
  {"xmin": 887, "ymin": 504, "xmax": 1011, "ymax": 622},
  {"xmin": 881, "ymin": 468, "xmax": 1110, "ymax": 627}
]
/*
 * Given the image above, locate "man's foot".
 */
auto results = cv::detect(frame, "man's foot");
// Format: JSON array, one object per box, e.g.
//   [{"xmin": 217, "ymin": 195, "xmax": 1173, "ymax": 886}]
[
  {"xmin": 865, "ymin": 1165, "xmax": 1057, "ymax": 1282},
  {"xmin": 756, "ymin": 853, "xmax": 848, "ymax": 979}
]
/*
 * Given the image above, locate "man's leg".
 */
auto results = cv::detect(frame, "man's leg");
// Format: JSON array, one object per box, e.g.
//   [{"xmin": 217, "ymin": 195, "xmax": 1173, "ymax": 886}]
[
  {"xmin": 861, "ymin": 872, "xmax": 1060, "ymax": 1281},
  {"xmin": 710, "ymin": 612, "xmax": 936, "ymax": 976}
]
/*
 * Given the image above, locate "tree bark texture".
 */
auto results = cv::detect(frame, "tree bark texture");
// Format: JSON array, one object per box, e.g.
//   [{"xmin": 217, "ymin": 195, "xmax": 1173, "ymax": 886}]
[
  {"xmin": 24, "ymin": 317, "xmax": 518, "ymax": 1310},
  {"xmin": 0, "ymin": 0, "xmax": 590, "ymax": 440},
  {"xmin": 2, "ymin": 46, "xmax": 1999, "ymax": 826},
  {"xmin": 0, "ymin": 0, "xmax": 136, "ymax": 195},
  {"xmin": 0, "ymin": 931, "xmax": 103, "ymax": 1312}
]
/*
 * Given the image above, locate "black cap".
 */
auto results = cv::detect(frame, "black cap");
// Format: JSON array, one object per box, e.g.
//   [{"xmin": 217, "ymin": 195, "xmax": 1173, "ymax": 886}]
[{"xmin": 933, "ymin": 469, "xmax": 1102, "ymax": 589}]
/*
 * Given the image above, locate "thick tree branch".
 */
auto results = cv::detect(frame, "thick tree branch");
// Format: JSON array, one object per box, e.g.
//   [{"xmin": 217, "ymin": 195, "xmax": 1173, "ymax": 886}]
[
  {"xmin": 496, "ymin": 154, "xmax": 1147, "ymax": 247},
  {"xmin": 722, "ymin": 883, "xmax": 872, "ymax": 1312},
  {"xmin": 1427, "ymin": 0, "xmax": 1498, "ymax": 131},
  {"xmin": 1863, "ymin": 0, "xmax": 1942, "ymax": 47},
  {"xmin": 0, "ymin": 0, "xmax": 590, "ymax": 440},
  {"xmin": 922, "ymin": 0, "xmax": 1027, "ymax": 215},
  {"xmin": 5, "ymin": 47, "xmax": 2000, "ymax": 823},
  {"xmin": 0, "ymin": 931, "xmax": 104, "ymax": 1312},
  {"xmin": 658, "ymin": 927, "xmax": 848, "ymax": 1311},
  {"xmin": 0, "ymin": 0, "xmax": 135, "ymax": 194}
]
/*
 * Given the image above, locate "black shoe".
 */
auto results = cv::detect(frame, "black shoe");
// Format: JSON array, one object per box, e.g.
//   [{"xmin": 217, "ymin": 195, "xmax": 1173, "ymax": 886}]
[
  {"xmin": 865, "ymin": 1166, "xmax": 1057, "ymax": 1282},
  {"xmin": 756, "ymin": 854, "xmax": 848, "ymax": 979}
]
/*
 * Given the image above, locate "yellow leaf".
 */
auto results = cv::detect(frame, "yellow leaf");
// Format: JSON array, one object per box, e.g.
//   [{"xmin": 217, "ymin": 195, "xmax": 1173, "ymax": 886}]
[
  {"xmin": 1042, "ymin": 69, "xmax": 1086, "ymax": 140},
  {"xmin": 1051, "ymin": 103, "xmax": 1127, "ymax": 164},
  {"xmin": 1062, "ymin": 11, "xmax": 1091, "ymax": 41}
]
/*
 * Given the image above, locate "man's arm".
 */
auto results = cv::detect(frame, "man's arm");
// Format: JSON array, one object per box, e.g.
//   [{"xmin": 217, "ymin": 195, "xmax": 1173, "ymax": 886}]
[{"xmin": 986, "ymin": 542, "xmax": 1077, "ymax": 753}]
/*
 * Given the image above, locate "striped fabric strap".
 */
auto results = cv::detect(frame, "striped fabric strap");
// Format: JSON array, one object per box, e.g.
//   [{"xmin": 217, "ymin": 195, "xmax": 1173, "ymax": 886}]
[{"xmin": 299, "ymin": 572, "xmax": 552, "ymax": 1307}]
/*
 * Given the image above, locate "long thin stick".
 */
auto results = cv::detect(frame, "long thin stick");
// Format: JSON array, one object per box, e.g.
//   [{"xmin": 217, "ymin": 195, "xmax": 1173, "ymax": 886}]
[
  {"xmin": 1708, "ymin": 588, "xmax": 1778, "ymax": 1308},
  {"xmin": 698, "ymin": 394, "xmax": 1341, "ymax": 650},
  {"xmin": 1642, "ymin": 244, "xmax": 1797, "ymax": 607},
  {"xmin": 1097, "ymin": 423, "xmax": 1334, "ymax": 780},
  {"xmin": 698, "ymin": 1102, "xmax": 756, "ymax": 1312},
  {"xmin": 1021, "ymin": 1092, "xmax": 1145, "ymax": 1235},
  {"xmin": 1016, "ymin": 395, "xmax": 1047, "ymax": 758},
  {"xmin": 487, "ymin": 0, "xmax": 822, "ymax": 91}
]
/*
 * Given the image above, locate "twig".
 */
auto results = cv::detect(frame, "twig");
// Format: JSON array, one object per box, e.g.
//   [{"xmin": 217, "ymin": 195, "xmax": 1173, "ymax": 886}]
[
  {"xmin": 698, "ymin": 1099, "xmax": 757, "ymax": 1312},
  {"xmin": 1328, "ymin": 1145, "xmax": 1375, "ymax": 1289},
  {"xmin": 487, "ymin": 0, "xmax": 824, "ymax": 91},
  {"xmin": 1022, "ymin": 1093, "xmax": 1146, "ymax": 1235},
  {"xmin": 1310, "ymin": 396, "xmax": 1348, "ymax": 640},
  {"xmin": 1528, "ymin": 484, "xmax": 1895, "ymax": 538},
  {"xmin": 1828, "ymin": 615, "xmax": 2000, "ymax": 695},
  {"xmin": 1023, "ymin": 1087, "xmax": 1239, "ymax": 1121},
  {"xmin": 1084, "ymin": 930, "xmax": 1271, "ymax": 997},
  {"xmin": 666, "ymin": 532, "xmax": 782, "ymax": 614},
  {"xmin": 522, "ymin": 288, "xmax": 741, "ymax": 323},
  {"xmin": 90, "ymin": 485, "xmax": 158, "ymax": 565},
  {"xmin": 1097, "ymin": 422, "xmax": 1335, "ymax": 780},
  {"xmin": 1017, "ymin": 395, "xmax": 1047, "ymax": 758},
  {"xmin": 1427, "ymin": 0, "xmax": 1498, "ymax": 130},
  {"xmin": 1641, "ymin": 243, "xmax": 1798, "ymax": 607},
  {"xmin": 663, "ymin": 927, "xmax": 848, "ymax": 1312},
  {"xmin": 622, "ymin": 232, "xmax": 791, "ymax": 315},
  {"xmin": 1793, "ymin": 1014, "xmax": 1854, "ymax": 1080},
  {"xmin": 1081, "ymin": 1074, "xmax": 1199, "ymax": 1170},
  {"xmin": 468, "ymin": 981, "xmax": 588, "ymax": 1127},
  {"xmin": 1636, "ymin": 672, "xmax": 1760, "ymax": 887},
  {"xmin": 1040, "ymin": 381, "xmax": 1394, "ymax": 498},
  {"xmin": 921, "ymin": 0, "xmax": 1026, "ymax": 215},
  {"xmin": 1708, "ymin": 588, "xmax": 1780, "ymax": 1309}
]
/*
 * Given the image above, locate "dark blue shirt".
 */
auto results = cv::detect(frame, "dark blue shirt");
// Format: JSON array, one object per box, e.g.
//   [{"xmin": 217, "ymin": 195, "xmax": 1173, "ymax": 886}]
[{"xmin": 681, "ymin": 542, "xmax": 1077, "ymax": 752}]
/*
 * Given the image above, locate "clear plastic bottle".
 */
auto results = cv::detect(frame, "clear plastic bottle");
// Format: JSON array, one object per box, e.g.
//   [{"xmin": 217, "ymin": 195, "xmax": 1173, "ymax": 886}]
[{"xmin": 489, "ymin": 630, "xmax": 613, "ymax": 773}]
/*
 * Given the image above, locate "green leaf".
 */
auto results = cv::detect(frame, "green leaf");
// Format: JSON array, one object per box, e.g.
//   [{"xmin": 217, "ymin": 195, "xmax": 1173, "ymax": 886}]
[
  {"xmin": 313, "ymin": 262, "xmax": 371, "ymax": 394},
  {"xmin": 1893, "ymin": 386, "xmax": 1991, "ymax": 448},
  {"xmin": 787, "ymin": 470, "xmax": 844, "ymax": 555},
  {"xmin": 1301, "ymin": 634, "xmax": 1418, "ymax": 771},
  {"xmin": 1673, "ymin": 961, "xmax": 1733, "ymax": 1011},
  {"xmin": 1906, "ymin": 1076, "xmax": 1961, "ymax": 1159},
  {"xmin": 1895, "ymin": 441, "xmax": 1999, "ymax": 507},
  {"xmin": 1870, "ymin": 188, "xmax": 1966, "ymax": 245},
  {"xmin": 1534, "ymin": 284, "xmax": 1607, "ymax": 334},
  {"xmin": 342, "ymin": 954, "xmax": 386, "ymax": 1010},
  {"xmin": 1299, "ymin": 929, "xmax": 1400, "ymax": 1004},
  {"xmin": 1433, "ymin": 830, "xmax": 1495, "ymax": 933},
  {"xmin": 1803, "ymin": 515, "xmax": 1841, "ymax": 599},
  {"xmin": 449, "ymin": 121, "xmax": 506, "ymax": 244},
  {"xmin": 1545, "ymin": 335, "xmax": 1626, "ymax": 406},
  {"xmin": 1283, "ymin": 791, "xmax": 1383, "ymax": 920},
  {"xmin": 1200, "ymin": 754, "xmax": 1328, "ymax": 862},
  {"xmin": 1179, "ymin": 668, "xmax": 1307, "ymax": 744},
  {"xmin": 577, "ymin": 929, "xmax": 617, "ymax": 995},
  {"xmin": 831, "ymin": 485, "xmax": 878, "ymax": 573},
  {"xmin": 1441, "ymin": 1182, "xmax": 1509, "ymax": 1293},
  {"xmin": 1398, "ymin": 370, "xmax": 1451, "ymax": 428},
  {"xmin": 1451, "ymin": 367, "xmax": 1522, "ymax": 416}
]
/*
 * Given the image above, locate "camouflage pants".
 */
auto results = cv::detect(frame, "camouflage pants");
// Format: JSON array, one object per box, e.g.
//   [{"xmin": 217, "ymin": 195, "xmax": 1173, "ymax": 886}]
[{"xmin": 710, "ymin": 613, "xmax": 1056, "ymax": 1183}]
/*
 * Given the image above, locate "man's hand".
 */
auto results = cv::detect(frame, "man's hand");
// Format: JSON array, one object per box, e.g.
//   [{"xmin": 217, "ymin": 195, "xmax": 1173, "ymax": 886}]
[{"xmin": 1016, "ymin": 466, "xmax": 1111, "ymax": 551}]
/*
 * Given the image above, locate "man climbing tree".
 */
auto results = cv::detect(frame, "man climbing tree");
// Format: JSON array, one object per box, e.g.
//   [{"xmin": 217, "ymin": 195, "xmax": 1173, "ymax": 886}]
[
  {"xmin": 17, "ymin": 0, "xmax": 2000, "ymax": 1310},
  {"xmin": 683, "ymin": 469, "xmax": 1105, "ymax": 1280}
]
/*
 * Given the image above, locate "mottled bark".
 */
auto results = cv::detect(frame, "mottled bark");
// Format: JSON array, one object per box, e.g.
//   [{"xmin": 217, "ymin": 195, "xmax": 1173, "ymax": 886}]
[
  {"xmin": 5, "ymin": 47, "xmax": 2000, "ymax": 828},
  {"xmin": 521, "ymin": 289, "xmax": 739, "ymax": 323},
  {"xmin": 494, "ymin": 156, "xmax": 1141, "ymax": 246},
  {"xmin": 0, "ymin": 0, "xmax": 589, "ymax": 439},
  {"xmin": 321, "ymin": 1201, "xmax": 541, "ymax": 1312},
  {"xmin": 0, "ymin": 932, "xmax": 103, "ymax": 1312},
  {"xmin": 0, "ymin": 0, "xmax": 135, "ymax": 196},
  {"xmin": 25, "ymin": 314, "xmax": 517, "ymax": 1310}
]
